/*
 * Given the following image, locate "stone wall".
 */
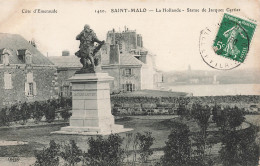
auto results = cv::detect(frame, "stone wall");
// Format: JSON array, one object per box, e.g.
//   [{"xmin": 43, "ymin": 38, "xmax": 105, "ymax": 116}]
[
  {"xmin": 102, "ymin": 66, "xmax": 141, "ymax": 92},
  {"xmin": 0, "ymin": 65, "xmax": 57, "ymax": 108}
]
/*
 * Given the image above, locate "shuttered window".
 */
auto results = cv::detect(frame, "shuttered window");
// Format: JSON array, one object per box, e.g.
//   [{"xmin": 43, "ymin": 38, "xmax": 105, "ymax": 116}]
[
  {"xmin": 25, "ymin": 72, "xmax": 37, "ymax": 96},
  {"xmin": 4, "ymin": 73, "xmax": 12, "ymax": 89},
  {"xmin": 125, "ymin": 68, "xmax": 132, "ymax": 76}
]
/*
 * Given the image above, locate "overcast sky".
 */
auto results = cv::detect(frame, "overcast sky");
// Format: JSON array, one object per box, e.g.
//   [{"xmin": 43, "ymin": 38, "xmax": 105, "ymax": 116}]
[{"xmin": 0, "ymin": 0, "xmax": 259, "ymax": 71}]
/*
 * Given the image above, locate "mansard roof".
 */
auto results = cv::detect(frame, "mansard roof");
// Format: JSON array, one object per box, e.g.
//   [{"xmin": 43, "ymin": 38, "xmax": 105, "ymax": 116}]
[
  {"xmin": 0, "ymin": 33, "xmax": 54, "ymax": 65},
  {"xmin": 101, "ymin": 52, "xmax": 143, "ymax": 66}
]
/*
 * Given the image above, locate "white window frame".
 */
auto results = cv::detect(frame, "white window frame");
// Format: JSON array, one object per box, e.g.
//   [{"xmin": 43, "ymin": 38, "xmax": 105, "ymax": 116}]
[
  {"xmin": 4, "ymin": 73, "xmax": 12, "ymax": 89},
  {"xmin": 25, "ymin": 72, "xmax": 36, "ymax": 96},
  {"xmin": 125, "ymin": 68, "xmax": 132, "ymax": 76}
]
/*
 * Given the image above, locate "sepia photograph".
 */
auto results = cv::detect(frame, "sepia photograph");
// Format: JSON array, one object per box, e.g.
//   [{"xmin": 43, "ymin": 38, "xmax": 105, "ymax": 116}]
[{"xmin": 0, "ymin": 0, "xmax": 259, "ymax": 165}]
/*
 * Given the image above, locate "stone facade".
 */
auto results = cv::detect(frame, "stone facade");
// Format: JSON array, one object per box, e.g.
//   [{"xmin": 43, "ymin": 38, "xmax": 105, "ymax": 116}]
[
  {"xmin": 0, "ymin": 66, "xmax": 57, "ymax": 108},
  {"xmin": 0, "ymin": 33, "xmax": 57, "ymax": 108},
  {"xmin": 102, "ymin": 65, "xmax": 142, "ymax": 92}
]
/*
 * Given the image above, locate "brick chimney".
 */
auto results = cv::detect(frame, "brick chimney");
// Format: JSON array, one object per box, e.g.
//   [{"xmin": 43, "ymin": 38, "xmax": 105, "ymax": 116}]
[
  {"xmin": 109, "ymin": 44, "xmax": 120, "ymax": 64},
  {"xmin": 62, "ymin": 50, "xmax": 70, "ymax": 56}
]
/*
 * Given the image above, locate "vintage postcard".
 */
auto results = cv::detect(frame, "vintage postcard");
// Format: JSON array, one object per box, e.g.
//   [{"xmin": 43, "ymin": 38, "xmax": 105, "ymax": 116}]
[{"xmin": 0, "ymin": 0, "xmax": 259, "ymax": 165}]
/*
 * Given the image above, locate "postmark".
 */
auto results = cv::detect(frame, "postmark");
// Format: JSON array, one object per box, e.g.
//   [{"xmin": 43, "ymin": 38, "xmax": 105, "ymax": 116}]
[{"xmin": 199, "ymin": 13, "xmax": 257, "ymax": 70}]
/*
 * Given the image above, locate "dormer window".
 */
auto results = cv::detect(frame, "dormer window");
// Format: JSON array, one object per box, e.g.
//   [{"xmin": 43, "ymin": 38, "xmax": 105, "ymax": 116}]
[
  {"xmin": 17, "ymin": 49, "xmax": 32, "ymax": 64},
  {"xmin": 0, "ymin": 48, "xmax": 11, "ymax": 66}
]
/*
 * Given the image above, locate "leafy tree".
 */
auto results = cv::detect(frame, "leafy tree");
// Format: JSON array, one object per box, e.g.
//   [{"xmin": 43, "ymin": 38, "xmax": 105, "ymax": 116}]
[
  {"xmin": 34, "ymin": 140, "xmax": 60, "ymax": 166},
  {"xmin": 86, "ymin": 134, "xmax": 125, "ymax": 166},
  {"xmin": 220, "ymin": 126, "xmax": 259, "ymax": 166},
  {"xmin": 192, "ymin": 104, "xmax": 211, "ymax": 156},
  {"xmin": 177, "ymin": 103, "xmax": 189, "ymax": 119},
  {"xmin": 238, "ymin": 126, "xmax": 259, "ymax": 166},
  {"xmin": 161, "ymin": 123, "xmax": 191, "ymax": 166},
  {"xmin": 213, "ymin": 105, "xmax": 245, "ymax": 132},
  {"xmin": 136, "ymin": 132, "xmax": 155, "ymax": 163},
  {"xmin": 227, "ymin": 106, "xmax": 245, "ymax": 131},
  {"xmin": 212, "ymin": 104, "xmax": 228, "ymax": 133},
  {"xmin": 60, "ymin": 140, "xmax": 82, "ymax": 166}
]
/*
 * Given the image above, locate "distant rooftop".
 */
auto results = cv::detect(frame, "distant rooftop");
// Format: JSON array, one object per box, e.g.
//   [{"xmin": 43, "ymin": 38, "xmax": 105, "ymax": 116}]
[
  {"xmin": 48, "ymin": 56, "xmax": 81, "ymax": 68},
  {"xmin": 0, "ymin": 33, "xmax": 54, "ymax": 65},
  {"xmin": 102, "ymin": 52, "xmax": 143, "ymax": 66},
  {"xmin": 49, "ymin": 51, "xmax": 143, "ymax": 69}
]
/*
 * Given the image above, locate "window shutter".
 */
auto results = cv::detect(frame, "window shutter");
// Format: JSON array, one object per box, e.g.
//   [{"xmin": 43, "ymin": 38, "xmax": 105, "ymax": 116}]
[
  {"xmin": 122, "ymin": 69, "xmax": 125, "ymax": 76},
  {"xmin": 4, "ymin": 73, "xmax": 8, "ymax": 89},
  {"xmin": 133, "ymin": 84, "xmax": 135, "ymax": 91},
  {"xmin": 25, "ymin": 83, "xmax": 29, "ymax": 96},
  {"xmin": 33, "ymin": 82, "xmax": 37, "ymax": 96},
  {"xmin": 27, "ymin": 73, "xmax": 33, "ymax": 82},
  {"xmin": 122, "ymin": 84, "xmax": 125, "ymax": 92},
  {"xmin": 131, "ymin": 68, "xmax": 133, "ymax": 75},
  {"xmin": 124, "ymin": 84, "xmax": 127, "ymax": 92},
  {"xmin": 4, "ymin": 73, "xmax": 12, "ymax": 89}
]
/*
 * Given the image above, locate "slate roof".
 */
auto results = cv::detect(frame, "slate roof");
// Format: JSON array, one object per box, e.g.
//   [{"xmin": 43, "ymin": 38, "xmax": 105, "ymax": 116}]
[
  {"xmin": 0, "ymin": 33, "xmax": 54, "ymax": 65},
  {"xmin": 101, "ymin": 52, "xmax": 143, "ymax": 66},
  {"xmin": 48, "ymin": 56, "xmax": 82, "ymax": 68},
  {"xmin": 49, "ymin": 52, "xmax": 143, "ymax": 68}
]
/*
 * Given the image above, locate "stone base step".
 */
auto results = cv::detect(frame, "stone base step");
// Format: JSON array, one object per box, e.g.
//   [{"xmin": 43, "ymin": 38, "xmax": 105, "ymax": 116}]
[{"xmin": 51, "ymin": 125, "xmax": 133, "ymax": 135}]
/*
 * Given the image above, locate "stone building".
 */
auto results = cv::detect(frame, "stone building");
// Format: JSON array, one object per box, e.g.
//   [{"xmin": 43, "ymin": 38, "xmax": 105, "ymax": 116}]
[
  {"xmin": 104, "ymin": 28, "xmax": 159, "ymax": 92},
  {"xmin": 48, "ymin": 52, "xmax": 81, "ymax": 97},
  {"xmin": 0, "ymin": 33, "xmax": 57, "ymax": 108},
  {"xmin": 49, "ymin": 28, "xmax": 161, "ymax": 95}
]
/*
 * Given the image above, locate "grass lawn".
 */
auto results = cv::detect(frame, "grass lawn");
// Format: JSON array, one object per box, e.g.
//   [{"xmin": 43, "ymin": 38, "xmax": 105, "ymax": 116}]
[
  {"xmin": 0, "ymin": 115, "xmax": 179, "ymax": 157},
  {"xmin": 0, "ymin": 114, "xmax": 258, "ymax": 165}
]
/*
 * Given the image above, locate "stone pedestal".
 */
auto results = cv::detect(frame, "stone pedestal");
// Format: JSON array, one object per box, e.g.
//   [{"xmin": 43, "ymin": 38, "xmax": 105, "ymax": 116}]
[{"xmin": 53, "ymin": 73, "xmax": 132, "ymax": 135}]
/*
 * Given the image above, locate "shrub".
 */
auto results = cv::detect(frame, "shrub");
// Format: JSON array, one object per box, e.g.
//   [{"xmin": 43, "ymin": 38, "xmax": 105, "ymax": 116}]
[
  {"xmin": 9, "ymin": 104, "xmax": 20, "ymax": 123},
  {"xmin": 19, "ymin": 102, "xmax": 31, "ymax": 125},
  {"xmin": 31, "ymin": 101, "xmax": 44, "ymax": 123},
  {"xmin": 60, "ymin": 107, "xmax": 72, "ymax": 121},
  {"xmin": 34, "ymin": 140, "xmax": 60, "ymax": 166},
  {"xmin": 161, "ymin": 123, "xmax": 191, "ymax": 166},
  {"xmin": 85, "ymin": 134, "xmax": 125, "ymax": 166},
  {"xmin": 60, "ymin": 140, "xmax": 82, "ymax": 166},
  {"xmin": 136, "ymin": 132, "xmax": 155, "ymax": 163},
  {"xmin": 44, "ymin": 100, "xmax": 56, "ymax": 123}
]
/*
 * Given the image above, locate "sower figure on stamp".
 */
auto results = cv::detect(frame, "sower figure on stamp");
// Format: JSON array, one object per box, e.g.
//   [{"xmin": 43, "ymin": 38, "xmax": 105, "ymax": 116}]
[
  {"xmin": 75, "ymin": 24, "xmax": 104, "ymax": 73},
  {"xmin": 223, "ymin": 24, "xmax": 247, "ymax": 58}
]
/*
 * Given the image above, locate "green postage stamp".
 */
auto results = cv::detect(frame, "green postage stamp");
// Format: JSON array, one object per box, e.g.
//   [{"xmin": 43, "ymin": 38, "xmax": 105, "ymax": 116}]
[{"xmin": 213, "ymin": 13, "xmax": 257, "ymax": 63}]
